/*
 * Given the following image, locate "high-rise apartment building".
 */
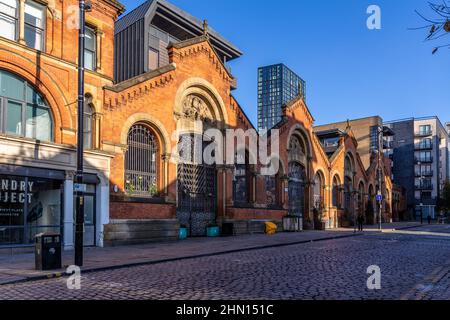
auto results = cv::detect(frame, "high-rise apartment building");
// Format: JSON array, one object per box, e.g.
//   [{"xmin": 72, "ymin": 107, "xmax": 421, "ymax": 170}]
[
  {"xmin": 385, "ymin": 117, "xmax": 449, "ymax": 219},
  {"xmin": 257, "ymin": 64, "xmax": 306, "ymax": 130}
]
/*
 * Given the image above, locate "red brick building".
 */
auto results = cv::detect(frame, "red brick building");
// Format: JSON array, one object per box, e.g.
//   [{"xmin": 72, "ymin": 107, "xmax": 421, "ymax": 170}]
[{"xmin": 0, "ymin": 0, "xmax": 403, "ymax": 248}]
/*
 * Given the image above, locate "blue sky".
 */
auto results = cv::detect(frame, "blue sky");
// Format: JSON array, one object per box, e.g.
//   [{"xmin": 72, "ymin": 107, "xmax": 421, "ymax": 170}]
[{"xmin": 120, "ymin": 0, "xmax": 450, "ymax": 126}]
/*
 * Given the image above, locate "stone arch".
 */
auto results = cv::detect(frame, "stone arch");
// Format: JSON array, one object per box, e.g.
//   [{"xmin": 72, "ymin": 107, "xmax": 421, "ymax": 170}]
[
  {"xmin": 345, "ymin": 151, "xmax": 356, "ymax": 176},
  {"xmin": 358, "ymin": 180, "xmax": 366, "ymax": 214},
  {"xmin": 0, "ymin": 67, "xmax": 61, "ymax": 141},
  {"xmin": 174, "ymin": 77, "xmax": 228, "ymax": 127},
  {"xmin": 120, "ymin": 113, "xmax": 171, "ymax": 154},
  {"xmin": 314, "ymin": 167, "xmax": 328, "ymax": 185},
  {"xmin": 313, "ymin": 169, "xmax": 326, "ymax": 209},
  {"xmin": 286, "ymin": 124, "xmax": 313, "ymax": 159},
  {"xmin": 357, "ymin": 179, "xmax": 366, "ymax": 194},
  {"xmin": 287, "ymin": 130, "xmax": 310, "ymax": 167},
  {"xmin": 84, "ymin": 92, "xmax": 99, "ymax": 113},
  {"xmin": 332, "ymin": 174, "xmax": 342, "ymax": 208}
]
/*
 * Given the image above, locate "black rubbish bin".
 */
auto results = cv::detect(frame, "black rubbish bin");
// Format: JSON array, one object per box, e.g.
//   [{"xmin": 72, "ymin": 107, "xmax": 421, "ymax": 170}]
[
  {"xmin": 221, "ymin": 223, "xmax": 234, "ymax": 236},
  {"xmin": 35, "ymin": 232, "xmax": 62, "ymax": 271}
]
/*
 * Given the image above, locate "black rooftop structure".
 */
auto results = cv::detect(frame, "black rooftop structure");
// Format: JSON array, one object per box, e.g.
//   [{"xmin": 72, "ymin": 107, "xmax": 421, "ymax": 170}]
[
  {"xmin": 114, "ymin": 0, "xmax": 242, "ymax": 83},
  {"xmin": 315, "ymin": 128, "xmax": 346, "ymax": 139}
]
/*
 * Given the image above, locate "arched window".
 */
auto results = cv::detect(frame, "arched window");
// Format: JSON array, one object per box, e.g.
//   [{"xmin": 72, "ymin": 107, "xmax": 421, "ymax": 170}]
[
  {"xmin": 313, "ymin": 172, "xmax": 324, "ymax": 209},
  {"xmin": 288, "ymin": 135, "xmax": 306, "ymax": 164},
  {"xmin": 358, "ymin": 182, "xmax": 365, "ymax": 214},
  {"xmin": 344, "ymin": 176, "xmax": 353, "ymax": 211},
  {"xmin": 288, "ymin": 134, "xmax": 308, "ymax": 218},
  {"xmin": 288, "ymin": 161, "xmax": 306, "ymax": 217},
  {"xmin": 266, "ymin": 172, "xmax": 282, "ymax": 209},
  {"xmin": 0, "ymin": 69, "xmax": 53, "ymax": 141},
  {"xmin": 345, "ymin": 155, "xmax": 353, "ymax": 177},
  {"xmin": 83, "ymin": 102, "xmax": 94, "ymax": 150},
  {"xmin": 332, "ymin": 176, "xmax": 341, "ymax": 208},
  {"xmin": 233, "ymin": 151, "xmax": 251, "ymax": 206},
  {"xmin": 125, "ymin": 124, "xmax": 159, "ymax": 196}
]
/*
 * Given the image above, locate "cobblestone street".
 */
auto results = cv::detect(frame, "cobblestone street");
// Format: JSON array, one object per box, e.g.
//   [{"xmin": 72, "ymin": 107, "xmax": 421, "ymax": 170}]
[{"xmin": 1, "ymin": 225, "xmax": 450, "ymax": 300}]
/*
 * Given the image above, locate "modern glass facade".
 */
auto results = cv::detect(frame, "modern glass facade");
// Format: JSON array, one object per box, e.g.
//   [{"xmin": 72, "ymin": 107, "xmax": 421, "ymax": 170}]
[
  {"xmin": 0, "ymin": 174, "xmax": 63, "ymax": 247},
  {"xmin": 257, "ymin": 64, "xmax": 306, "ymax": 131}
]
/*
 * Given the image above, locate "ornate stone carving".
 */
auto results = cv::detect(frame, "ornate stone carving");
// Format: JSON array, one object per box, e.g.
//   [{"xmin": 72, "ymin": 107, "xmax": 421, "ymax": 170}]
[
  {"xmin": 288, "ymin": 136, "xmax": 307, "ymax": 164},
  {"xmin": 182, "ymin": 95, "xmax": 213, "ymax": 121}
]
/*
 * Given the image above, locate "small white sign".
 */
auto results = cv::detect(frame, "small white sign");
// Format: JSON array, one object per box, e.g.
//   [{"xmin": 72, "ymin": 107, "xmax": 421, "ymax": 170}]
[{"xmin": 74, "ymin": 183, "xmax": 87, "ymax": 193}]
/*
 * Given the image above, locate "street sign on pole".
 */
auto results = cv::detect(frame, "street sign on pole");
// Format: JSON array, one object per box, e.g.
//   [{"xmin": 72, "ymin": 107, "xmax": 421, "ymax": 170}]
[
  {"xmin": 74, "ymin": 183, "xmax": 87, "ymax": 193},
  {"xmin": 376, "ymin": 194, "xmax": 383, "ymax": 202}
]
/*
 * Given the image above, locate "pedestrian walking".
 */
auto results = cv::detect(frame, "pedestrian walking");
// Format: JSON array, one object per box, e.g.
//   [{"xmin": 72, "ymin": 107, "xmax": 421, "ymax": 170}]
[
  {"xmin": 427, "ymin": 215, "xmax": 432, "ymax": 225},
  {"xmin": 357, "ymin": 214, "xmax": 364, "ymax": 232}
]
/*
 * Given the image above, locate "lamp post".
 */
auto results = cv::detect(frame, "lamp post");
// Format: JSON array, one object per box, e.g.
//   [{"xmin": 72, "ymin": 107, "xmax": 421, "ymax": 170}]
[
  {"xmin": 74, "ymin": 0, "xmax": 90, "ymax": 267},
  {"xmin": 377, "ymin": 126, "xmax": 383, "ymax": 231}
]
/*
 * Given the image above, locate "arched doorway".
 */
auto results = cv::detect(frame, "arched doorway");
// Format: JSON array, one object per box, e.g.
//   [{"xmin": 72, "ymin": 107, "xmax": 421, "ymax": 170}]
[
  {"xmin": 343, "ymin": 154, "xmax": 355, "ymax": 226},
  {"xmin": 313, "ymin": 171, "xmax": 325, "ymax": 230},
  {"xmin": 175, "ymin": 92, "xmax": 223, "ymax": 237},
  {"xmin": 288, "ymin": 135, "xmax": 307, "ymax": 226}
]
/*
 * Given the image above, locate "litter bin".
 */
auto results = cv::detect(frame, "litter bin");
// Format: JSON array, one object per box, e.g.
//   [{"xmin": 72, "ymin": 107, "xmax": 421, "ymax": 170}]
[
  {"xmin": 35, "ymin": 232, "xmax": 62, "ymax": 271},
  {"xmin": 221, "ymin": 223, "xmax": 234, "ymax": 236}
]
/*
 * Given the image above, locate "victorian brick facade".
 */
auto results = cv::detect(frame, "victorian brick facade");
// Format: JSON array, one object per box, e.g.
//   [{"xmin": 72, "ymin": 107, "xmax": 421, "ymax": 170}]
[{"xmin": 0, "ymin": 0, "xmax": 404, "ymax": 248}]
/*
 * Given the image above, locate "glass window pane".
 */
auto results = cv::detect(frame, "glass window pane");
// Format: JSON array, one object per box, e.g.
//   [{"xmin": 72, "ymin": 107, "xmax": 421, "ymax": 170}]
[
  {"xmin": 24, "ymin": 24, "xmax": 42, "ymax": 50},
  {"xmin": 26, "ymin": 84, "xmax": 44, "ymax": 105},
  {"xmin": 85, "ymin": 50, "xmax": 94, "ymax": 71},
  {"xmin": 6, "ymin": 101, "xmax": 22, "ymax": 135},
  {"xmin": 25, "ymin": 177, "xmax": 62, "ymax": 244},
  {"xmin": 1, "ymin": 71, "xmax": 24, "ymax": 100},
  {"xmin": 0, "ymin": 0, "xmax": 17, "ymax": 16},
  {"xmin": 0, "ymin": 14, "xmax": 16, "ymax": 40},
  {"xmin": 85, "ymin": 27, "xmax": 95, "ymax": 50},
  {"xmin": 24, "ymin": 1, "xmax": 43, "ymax": 28},
  {"xmin": 25, "ymin": 105, "xmax": 51, "ymax": 141}
]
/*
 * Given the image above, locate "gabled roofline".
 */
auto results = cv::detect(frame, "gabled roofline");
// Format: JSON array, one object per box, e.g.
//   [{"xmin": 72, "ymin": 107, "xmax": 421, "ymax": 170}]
[
  {"xmin": 168, "ymin": 35, "xmax": 235, "ymax": 79},
  {"xmin": 282, "ymin": 94, "xmax": 315, "ymax": 123}
]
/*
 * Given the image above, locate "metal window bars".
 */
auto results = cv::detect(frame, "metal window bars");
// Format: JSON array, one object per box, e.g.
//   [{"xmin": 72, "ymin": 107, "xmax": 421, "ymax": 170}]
[{"xmin": 125, "ymin": 124, "xmax": 158, "ymax": 196}]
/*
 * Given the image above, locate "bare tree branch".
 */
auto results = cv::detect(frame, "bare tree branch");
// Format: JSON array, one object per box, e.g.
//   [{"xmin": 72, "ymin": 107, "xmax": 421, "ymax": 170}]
[{"xmin": 414, "ymin": 2, "xmax": 450, "ymax": 54}]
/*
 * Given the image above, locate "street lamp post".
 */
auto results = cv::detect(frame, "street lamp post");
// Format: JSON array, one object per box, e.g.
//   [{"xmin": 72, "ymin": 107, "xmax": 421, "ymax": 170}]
[
  {"xmin": 377, "ymin": 126, "xmax": 383, "ymax": 231},
  {"xmin": 74, "ymin": 0, "xmax": 90, "ymax": 267}
]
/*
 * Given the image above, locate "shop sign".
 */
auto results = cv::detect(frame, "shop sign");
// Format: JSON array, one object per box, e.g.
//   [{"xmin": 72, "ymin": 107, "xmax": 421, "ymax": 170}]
[{"xmin": 0, "ymin": 178, "xmax": 34, "ymax": 205}]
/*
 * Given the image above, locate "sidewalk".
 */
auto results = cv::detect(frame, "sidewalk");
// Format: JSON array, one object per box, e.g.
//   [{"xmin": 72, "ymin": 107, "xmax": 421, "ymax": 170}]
[
  {"xmin": 0, "ymin": 221, "xmax": 421, "ymax": 285},
  {"xmin": 338, "ymin": 221, "xmax": 425, "ymax": 232}
]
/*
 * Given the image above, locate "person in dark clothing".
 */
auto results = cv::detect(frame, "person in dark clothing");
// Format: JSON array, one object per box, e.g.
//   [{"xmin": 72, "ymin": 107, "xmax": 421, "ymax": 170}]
[
  {"xmin": 427, "ymin": 215, "xmax": 432, "ymax": 225},
  {"xmin": 357, "ymin": 214, "xmax": 364, "ymax": 232}
]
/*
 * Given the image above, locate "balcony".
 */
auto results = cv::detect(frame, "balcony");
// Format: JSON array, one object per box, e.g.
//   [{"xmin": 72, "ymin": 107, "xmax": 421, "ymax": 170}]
[
  {"xmin": 383, "ymin": 140, "xmax": 394, "ymax": 149},
  {"xmin": 415, "ymin": 183, "xmax": 433, "ymax": 191},
  {"xmin": 415, "ymin": 157, "xmax": 433, "ymax": 164},
  {"xmin": 415, "ymin": 198, "xmax": 436, "ymax": 206},
  {"xmin": 415, "ymin": 171, "xmax": 433, "ymax": 177},
  {"xmin": 415, "ymin": 130, "xmax": 433, "ymax": 137},
  {"xmin": 414, "ymin": 143, "xmax": 433, "ymax": 150}
]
